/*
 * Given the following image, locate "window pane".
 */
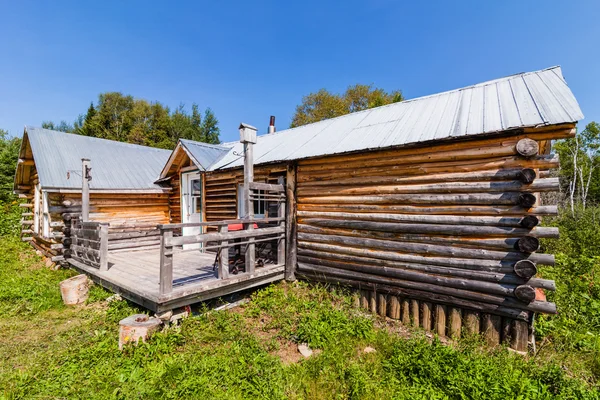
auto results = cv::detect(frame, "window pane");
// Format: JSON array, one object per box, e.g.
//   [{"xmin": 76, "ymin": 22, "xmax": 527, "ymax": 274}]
[{"xmin": 191, "ymin": 179, "xmax": 201, "ymax": 195}]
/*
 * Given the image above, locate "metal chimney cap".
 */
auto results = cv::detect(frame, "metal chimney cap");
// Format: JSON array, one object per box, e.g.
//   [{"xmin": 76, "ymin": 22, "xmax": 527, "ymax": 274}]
[
  {"xmin": 239, "ymin": 122, "xmax": 257, "ymax": 131},
  {"xmin": 239, "ymin": 123, "xmax": 258, "ymax": 143}
]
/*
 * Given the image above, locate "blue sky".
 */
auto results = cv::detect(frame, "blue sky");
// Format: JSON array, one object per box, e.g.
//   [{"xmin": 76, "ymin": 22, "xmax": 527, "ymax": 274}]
[{"xmin": 0, "ymin": 0, "xmax": 598, "ymax": 143}]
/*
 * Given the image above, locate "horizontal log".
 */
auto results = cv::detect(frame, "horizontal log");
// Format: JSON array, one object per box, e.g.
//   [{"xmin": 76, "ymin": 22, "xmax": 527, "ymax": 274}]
[
  {"xmin": 21, "ymin": 229, "xmax": 34, "ymax": 235},
  {"xmin": 51, "ymin": 255, "xmax": 64, "ymax": 262},
  {"xmin": 21, "ymin": 212, "xmax": 33, "ymax": 217},
  {"xmin": 299, "ymin": 168, "xmax": 538, "ymax": 188},
  {"xmin": 298, "ymin": 155, "xmax": 560, "ymax": 183},
  {"xmin": 298, "ymin": 241, "xmax": 549, "ymax": 275},
  {"xmin": 19, "ymin": 203, "xmax": 33, "ymax": 208},
  {"xmin": 298, "ymin": 223, "xmax": 525, "ymax": 251},
  {"xmin": 20, "ymin": 220, "xmax": 34, "ymax": 225},
  {"xmin": 299, "ymin": 141, "xmax": 522, "ymax": 172},
  {"xmin": 297, "ymin": 233, "xmax": 555, "ymax": 265},
  {"xmin": 300, "ymin": 218, "xmax": 558, "ymax": 238},
  {"xmin": 516, "ymin": 236, "xmax": 540, "ymax": 253},
  {"xmin": 168, "ymin": 226, "xmax": 284, "ymax": 246},
  {"xmin": 298, "ymin": 192, "xmax": 535, "ymax": 206},
  {"xmin": 514, "ymin": 260, "xmax": 537, "ymax": 279},
  {"xmin": 515, "ymin": 285, "xmax": 536, "ymax": 303},
  {"xmin": 519, "ymin": 168, "xmax": 537, "ymax": 184},
  {"xmin": 297, "ymin": 203, "xmax": 558, "ymax": 216},
  {"xmin": 21, "ymin": 237, "xmax": 33, "ymax": 242},
  {"xmin": 297, "ymin": 251, "xmax": 555, "ymax": 290},
  {"xmin": 298, "ymin": 130, "xmax": 569, "ymax": 167},
  {"xmin": 297, "ymin": 178, "xmax": 558, "ymax": 197},
  {"xmin": 516, "ymin": 138, "xmax": 539, "ymax": 157},
  {"xmin": 297, "ymin": 263, "xmax": 556, "ymax": 315},
  {"xmin": 297, "ymin": 211, "xmax": 538, "ymax": 228}
]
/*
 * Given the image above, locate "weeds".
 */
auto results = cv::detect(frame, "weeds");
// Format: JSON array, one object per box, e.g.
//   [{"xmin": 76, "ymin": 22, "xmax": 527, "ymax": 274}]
[{"xmin": 1, "ymin": 208, "xmax": 600, "ymax": 398}]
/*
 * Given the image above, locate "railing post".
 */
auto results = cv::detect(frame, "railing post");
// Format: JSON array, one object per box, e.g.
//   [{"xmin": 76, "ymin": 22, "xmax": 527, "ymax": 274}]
[
  {"xmin": 99, "ymin": 222, "xmax": 109, "ymax": 271},
  {"xmin": 277, "ymin": 176, "xmax": 286, "ymax": 266},
  {"xmin": 285, "ymin": 164, "xmax": 297, "ymax": 281},
  {"xmin": 240, "ymin": 123, "xmax": 257, "ymax": 274},
  {"xmin": 81, "ymin": 158, "xmax": 90, "ymax": 222},
  {"xmin": 159, "ymin": 228, "xmax": 173, "ymax": 295},
  {"xmin": 218, "ymin": 225, "xmax": 229, "ymax": 279}
]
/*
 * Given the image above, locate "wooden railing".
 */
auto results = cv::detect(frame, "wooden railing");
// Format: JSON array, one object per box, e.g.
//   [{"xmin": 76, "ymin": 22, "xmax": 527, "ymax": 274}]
[
  {"xmin": 157, "ymin": 218, "xmax": 285, "ymax": 294},
  {"xmin": 157, "ymin": 180, "xmax": 287, "ymax": 295},
  {"xmin": 68, "ymin": 220, "xmax": 109, "ymax": 271}
]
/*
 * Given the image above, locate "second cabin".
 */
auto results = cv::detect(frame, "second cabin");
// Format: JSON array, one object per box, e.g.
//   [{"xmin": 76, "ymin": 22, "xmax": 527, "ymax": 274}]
[{"xmin": 14, "ymin": 66, "xmax": 584, "ymax": 351}]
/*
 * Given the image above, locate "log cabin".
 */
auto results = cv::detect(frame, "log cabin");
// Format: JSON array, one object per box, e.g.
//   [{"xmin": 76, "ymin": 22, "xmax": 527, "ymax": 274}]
[
  {"xmin": 14, "ymin": 66, "xmax": 583, "ymax": 350},
  {"xmin": 13, "ymin": 126, "xmax": 174, "ymax": 259}
]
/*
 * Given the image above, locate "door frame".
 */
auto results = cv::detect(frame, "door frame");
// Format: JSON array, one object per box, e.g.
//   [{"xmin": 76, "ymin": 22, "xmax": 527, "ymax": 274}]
[
  {"xmin": 180, "ymin": 170, "xmax": 203, "ymax": 224},
  {"xmin": 180, "ymin": 170, "xmax": 204, "ymax": 250}
]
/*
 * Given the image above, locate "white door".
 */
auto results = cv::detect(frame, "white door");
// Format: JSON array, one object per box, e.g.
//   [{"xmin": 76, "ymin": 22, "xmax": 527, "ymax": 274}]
[{"xmin": 181, "ymin": 171, "xmax": 203, "ymax": 250}]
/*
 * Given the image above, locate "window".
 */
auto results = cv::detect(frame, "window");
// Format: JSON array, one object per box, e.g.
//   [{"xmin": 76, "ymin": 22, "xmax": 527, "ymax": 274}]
[
  {"xmin": 238, "ymin": 184, "xmax": 266, "ymax": 218},
  {"xmin": 190, "ymin": 178, "xmax": 202, "ymax": 214}
]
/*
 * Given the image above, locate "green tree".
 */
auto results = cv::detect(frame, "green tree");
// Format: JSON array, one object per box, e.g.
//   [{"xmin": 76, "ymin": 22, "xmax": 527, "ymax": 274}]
[
  {"xmin": 0, "ymin": 129, "xmax": 21, "ymax": 202},
  {"xmin": 41, "ymin": 120, "xmax": 75, "ymax": 133},
  {"xmin": 554, "ymin": 121, "xmax": 600, "ymax": 212},
  {"xmin": 41, "ymin": 93, "xmax": 221, "ymax": 149},
  {"xmin": 291, "ymin": 84, "xmax": 403, "ymax": 128},
  {"xmin": 200, "ymin": 108, "xmax": 221, "ymax": 144}
]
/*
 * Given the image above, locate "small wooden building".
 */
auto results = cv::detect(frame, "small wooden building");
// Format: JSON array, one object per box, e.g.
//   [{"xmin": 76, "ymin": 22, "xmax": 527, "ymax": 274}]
[
  {"xmin": 15, "ymin": 66, "xmax": 584, "ymax": 350},
  {"xmin": 14, "ymin": 126, "xmax": 172, "ymax": 259}
]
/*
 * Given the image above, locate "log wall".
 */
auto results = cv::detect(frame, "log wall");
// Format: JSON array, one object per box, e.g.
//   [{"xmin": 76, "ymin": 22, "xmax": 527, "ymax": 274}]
[
  {"xmin": 203, "ymin": 166, "xmax": 286, "ymax": 226},
  {"xmin": 295, "ymin": 125, "xmax": 575, "ymax": 350}
]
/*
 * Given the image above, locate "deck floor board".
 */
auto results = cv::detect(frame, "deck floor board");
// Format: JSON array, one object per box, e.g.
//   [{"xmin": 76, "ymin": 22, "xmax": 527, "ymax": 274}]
[{"xmin": 68, "ymin": 247, "xmax": 284, "ymax": 311}]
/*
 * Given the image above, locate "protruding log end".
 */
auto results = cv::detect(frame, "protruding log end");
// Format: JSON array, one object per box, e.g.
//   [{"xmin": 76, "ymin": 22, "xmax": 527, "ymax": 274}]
[
  {"xmin": 514, "ymin": 285, "xmax": 536, "ymax": 303},
  {"xmin": 518, "ymin": 168, "xmax": 537, "ymax": 184},
  {"xmin": 516, "ymin": 236, "xmax": 540, "ymax": 253},
  {"xmin": 516, "ymin": 138, "xmax": 540, "ymax": 157},
  {"xmin": 519, "ymin": 215, "xmax": 540, "ymax": 229},
  {"xmin": 513, "ymin": 260, "xmax": 537, "ymax": 279},
  {"xmin": 518, "ymin": 193, "xmax": 537, "ymax": 208}
]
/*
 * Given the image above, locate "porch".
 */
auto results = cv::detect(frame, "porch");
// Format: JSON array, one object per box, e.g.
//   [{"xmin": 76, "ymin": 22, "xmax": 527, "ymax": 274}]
[
  {"xmin": 65, "ymin": 179, "xmax": 291, "ymax": 312},
  {"xmin": 68, "ymin": 246, "xmax": 284, "ymax": 312}
]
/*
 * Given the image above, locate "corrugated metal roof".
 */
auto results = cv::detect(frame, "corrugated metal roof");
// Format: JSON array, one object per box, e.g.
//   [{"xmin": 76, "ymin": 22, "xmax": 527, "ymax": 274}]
[
  {"xmin": 25, "ymin": 127, "xmax": 172, "ymax": 190},
  {"xmin": 179, "ymin": 139, "xmax": 231, "ymax": 170},
  {"xmin": 209, "ymin": 66, "xmax": 583, "ymax": 171}
]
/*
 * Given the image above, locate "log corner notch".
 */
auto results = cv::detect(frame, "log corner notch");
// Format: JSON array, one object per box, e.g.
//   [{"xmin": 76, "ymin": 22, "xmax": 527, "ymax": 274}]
[{"xmin": 293, "ymin": 125, "xmax": 573, "ymax": 352}]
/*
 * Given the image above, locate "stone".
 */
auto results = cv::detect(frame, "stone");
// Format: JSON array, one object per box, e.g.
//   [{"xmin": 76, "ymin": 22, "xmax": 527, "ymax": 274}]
[
  {"xmin": 106, "ymin": 294, "xmax": 123, "ymax": 303},
  {"xmin": 363, "ymin": 346, "xmax": 377, "ymax": 354},
  {"xmin": 298, "ymin": 343, "xmax": 313, "ymax": 358}
]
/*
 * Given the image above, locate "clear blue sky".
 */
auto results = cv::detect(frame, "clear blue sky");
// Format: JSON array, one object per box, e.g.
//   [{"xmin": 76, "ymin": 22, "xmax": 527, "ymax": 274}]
[{"xmin": 0, "ymin": 0, "xmax": 598, "ymax": 143}]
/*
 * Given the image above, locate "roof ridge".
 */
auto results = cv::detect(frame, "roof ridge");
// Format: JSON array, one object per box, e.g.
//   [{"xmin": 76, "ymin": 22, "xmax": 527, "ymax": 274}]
[{"xmin": 179, "ymin": 138, "xmax": 231, "ymax": 150}]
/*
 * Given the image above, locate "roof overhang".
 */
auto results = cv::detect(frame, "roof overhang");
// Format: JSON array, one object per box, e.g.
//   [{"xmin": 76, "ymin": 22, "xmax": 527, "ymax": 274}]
[{"xmin": 156, "ymin": 140, "xmax": 205, "ymax": 182}]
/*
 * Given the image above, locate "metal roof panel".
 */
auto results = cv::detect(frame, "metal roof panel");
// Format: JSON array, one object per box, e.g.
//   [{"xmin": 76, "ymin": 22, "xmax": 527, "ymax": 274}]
[{"xmin": 208, "ymin": 66, "xmax": 583, "ymax": 171}]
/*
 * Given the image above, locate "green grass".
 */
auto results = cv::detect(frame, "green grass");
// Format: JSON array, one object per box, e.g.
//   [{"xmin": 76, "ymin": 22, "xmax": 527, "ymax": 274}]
[{"xmin": 0, "ymin": 233, "xmax": 598, "ymax": 399}]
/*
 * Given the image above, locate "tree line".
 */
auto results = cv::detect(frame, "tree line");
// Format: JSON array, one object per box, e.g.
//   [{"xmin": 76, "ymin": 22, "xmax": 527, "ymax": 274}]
[
  {"xmin": 554, "ymin": 122, "xmax": 600, "ymax": 212},
  {"xmin": 42, "ymin": 92, "xmax": 221, "ymax": 149}
]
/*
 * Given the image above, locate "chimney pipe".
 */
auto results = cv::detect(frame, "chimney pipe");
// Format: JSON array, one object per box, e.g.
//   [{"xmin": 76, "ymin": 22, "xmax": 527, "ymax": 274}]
[{"xmin": 268, "ymin": 115, "xmax": 276, "ymax": 134}]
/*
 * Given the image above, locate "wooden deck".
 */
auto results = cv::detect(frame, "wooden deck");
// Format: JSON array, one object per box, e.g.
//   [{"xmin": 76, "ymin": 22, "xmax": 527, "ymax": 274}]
[{"xmin": 68, "ymin": 248, "xmax": 284, "ymax": 312}]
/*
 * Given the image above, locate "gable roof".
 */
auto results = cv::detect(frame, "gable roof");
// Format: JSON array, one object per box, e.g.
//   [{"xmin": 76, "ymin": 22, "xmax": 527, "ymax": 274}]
[
  {"xmin": 157, "ymin": 139, "xmax": 231, "ymax": 180},
  {"xmin": 209, "ymin": 66, "xmax": 583, "ymax": 171},
  {"xmin": 16, "ymin": 127, "xmax": 172, "ymax": 191}
]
